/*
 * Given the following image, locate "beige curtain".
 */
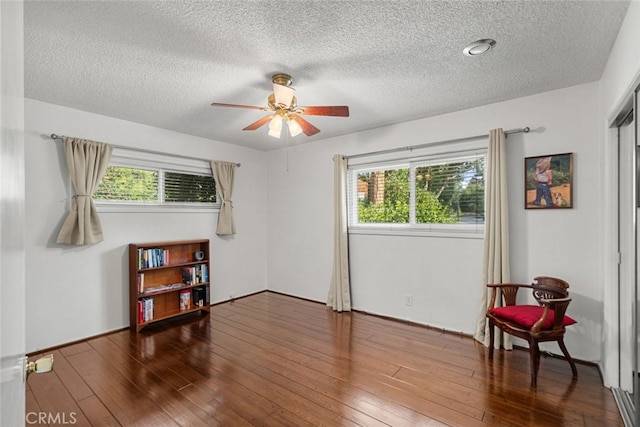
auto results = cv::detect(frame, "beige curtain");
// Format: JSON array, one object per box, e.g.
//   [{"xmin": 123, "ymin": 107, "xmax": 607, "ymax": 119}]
[
  {"xmin": 57, "ymin": 137, "xmax": 113, "ymax": 245},
  {"xmin": 211, "ymin": 160, "xmax": 237, "ymax": 235},
  {"xmin": 474, "ymin": 128, "xmax": 512, "ymax": 349},
  {"xmin": 327, "ymin": 155, "xmax": 351, "ymax": 312}
]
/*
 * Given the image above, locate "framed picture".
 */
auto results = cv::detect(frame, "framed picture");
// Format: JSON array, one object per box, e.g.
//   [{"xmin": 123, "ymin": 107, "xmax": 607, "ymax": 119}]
[{"xmin": 524, "ymin": 152, "xmax": 573, "ymax": 209}]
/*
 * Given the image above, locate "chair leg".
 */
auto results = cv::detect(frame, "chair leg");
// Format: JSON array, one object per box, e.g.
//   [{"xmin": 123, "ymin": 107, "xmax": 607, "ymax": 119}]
[
  {"xmin": 488, "ymin": 318, "xmax": 495, "ymax": 359},
  {"xmin": 528, "ymin": 338, "xmax": 540, "ymax": 387},
  {"xmin": 558, "ymin": 338, "xmax": 578, "ymax": 378}
]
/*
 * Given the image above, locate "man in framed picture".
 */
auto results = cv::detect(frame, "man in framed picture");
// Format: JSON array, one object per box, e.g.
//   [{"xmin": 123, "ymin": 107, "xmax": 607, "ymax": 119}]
[{"xmin": 533, "ymin": 156, "xmax": 553, "ymax": 207}]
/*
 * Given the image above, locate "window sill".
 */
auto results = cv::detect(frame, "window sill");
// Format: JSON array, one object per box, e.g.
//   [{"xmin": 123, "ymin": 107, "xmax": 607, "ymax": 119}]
[
  {"xmin": 96, "ymin": 203, "xmax": 220, "ymax": 214},
  {"xmin": 348, "ymin": 226, "xmax": 484, "ymax": 239}
]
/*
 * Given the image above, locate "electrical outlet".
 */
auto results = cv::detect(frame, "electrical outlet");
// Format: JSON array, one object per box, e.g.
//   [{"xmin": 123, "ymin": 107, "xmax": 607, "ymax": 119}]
[{"xmin": 404, "ymin": 294, "xmax": 413, "ymax": 306}]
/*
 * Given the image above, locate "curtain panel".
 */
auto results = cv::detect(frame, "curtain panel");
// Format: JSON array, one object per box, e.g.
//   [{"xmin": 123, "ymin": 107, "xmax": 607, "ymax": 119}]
[
  {"xmin": 327, "ymin": 154, "xmax": 351, "ymax": 312},
  {"xmin": 474, "ymin": 128, "xmax": 512, "ymax": 349},
  {"xmin": 211, "ymin": 160, "xmax": 237, "ymax": 235},
  {"xmin": 56, "ymin": 137, "xmax": 113, "ymax": 245}
]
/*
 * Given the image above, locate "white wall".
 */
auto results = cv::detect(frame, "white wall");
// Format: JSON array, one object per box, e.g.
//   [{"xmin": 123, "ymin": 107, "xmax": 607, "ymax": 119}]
[
  {"xmin": 599, "ymin": 1, "xmax": 640, "ymax": 387},
  {"xmin": 24, "ymin": 99, "xmax": 268, "ymax": 352},
  {"xmin": 267, "ymin": 82, "xmax": 603, "ymax": 362},
  {"xmin": 600, "ymin": 1, "xmax": 640, "ymax": 117}
]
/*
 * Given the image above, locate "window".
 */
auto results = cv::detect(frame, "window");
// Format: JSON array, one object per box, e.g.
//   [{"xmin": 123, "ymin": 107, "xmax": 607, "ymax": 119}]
[
  {"xmin": 354, "ymin": 164, "xmax": 410, "ymax": 224},
  {"xmin": 348, "ymin": 149, "xmax": 486, "ymax": 235},
  {"xmin": 94, "ymin": 167, "xmax": 159, "ymax": 202},
  {"xmin": 93, "ymin": 147, "xmax": 218, "ymax": 210},
  {"xmin": 164, "ymin": 171, "xmax": 216, "ymax": 203}
]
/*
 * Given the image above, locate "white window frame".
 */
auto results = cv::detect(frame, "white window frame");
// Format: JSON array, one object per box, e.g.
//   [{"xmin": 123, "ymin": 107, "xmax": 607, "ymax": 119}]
[
  {"xmin": 95, "ymin": 147, "xmax": 220, "ymax": 213},
  {"xmin": 347, "ymin": 143, "xmax": 486, "ymax": 239}
]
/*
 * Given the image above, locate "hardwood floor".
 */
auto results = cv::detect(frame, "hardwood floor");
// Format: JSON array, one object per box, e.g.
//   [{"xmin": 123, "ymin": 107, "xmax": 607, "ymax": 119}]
[{"xmin": 27, "ymin": 291, "xmax": 622, "ymax": 426}]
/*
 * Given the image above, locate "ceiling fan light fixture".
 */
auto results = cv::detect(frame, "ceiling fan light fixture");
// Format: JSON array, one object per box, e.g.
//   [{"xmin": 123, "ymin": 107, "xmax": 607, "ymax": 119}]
[
  {"xmin": 463, "ymin": 39, "xmax": 496, "ymax": 57},
  {"xmin": 287, "ymin": 118, "xmax": 303, "ymax": 137},
  {"xmin": 273, "ymin": 84, "xmax": 295, "ymax": 108},
  {"xmin": 268, "ymin": 114, "xmax": 283, "ymax": 138},
  {"xmin": 268, "ymin": 127, "xmax": 281, "ymax": 138}
]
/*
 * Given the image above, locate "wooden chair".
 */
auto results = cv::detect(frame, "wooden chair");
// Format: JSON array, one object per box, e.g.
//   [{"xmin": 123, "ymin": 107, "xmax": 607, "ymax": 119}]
[{"xmin": 486, "ymin": 276, "xmax": 578, "ymax": 387}]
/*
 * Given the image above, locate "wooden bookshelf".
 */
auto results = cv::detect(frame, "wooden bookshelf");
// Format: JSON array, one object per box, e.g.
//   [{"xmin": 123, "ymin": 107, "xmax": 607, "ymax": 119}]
[{"xmin": 129, "ymin": 239, "xmax": 211, "ymax": 332}]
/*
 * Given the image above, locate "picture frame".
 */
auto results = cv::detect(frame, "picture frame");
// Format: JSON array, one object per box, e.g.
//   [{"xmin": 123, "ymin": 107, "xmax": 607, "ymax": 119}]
[{"xmin": 524, "ymin": 152, "xmax": 573, "ymax": 209}]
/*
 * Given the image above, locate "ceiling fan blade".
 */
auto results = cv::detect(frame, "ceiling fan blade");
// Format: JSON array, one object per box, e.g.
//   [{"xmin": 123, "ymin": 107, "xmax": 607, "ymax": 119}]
[
  {"xmin": 292, "ymin": 115, "xmax": 321, "ymax": 136},
  {"xmin": 298, "ymin": 105, "xmax": 350, "ymax": 117},
  {"xmin": 273, "ymin": 83, "xmax": 295, "ymax": 108},
  {"xmin": 243, "ymin": 115, "xmax": 273, "ymax": 131},
  {"xmin": 211, "ymin": 102, "xmax": 269, "ymax": 111}
]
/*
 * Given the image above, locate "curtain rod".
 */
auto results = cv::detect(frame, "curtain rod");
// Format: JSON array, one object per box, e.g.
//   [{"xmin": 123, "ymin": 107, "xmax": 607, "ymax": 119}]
[
  {"xmin": 346, "ymin": 127, "xmax": 530, "ymax": 160},
  {"xmin": 49, "ymin": 133, "xmax": 241, "ymax": 167}
]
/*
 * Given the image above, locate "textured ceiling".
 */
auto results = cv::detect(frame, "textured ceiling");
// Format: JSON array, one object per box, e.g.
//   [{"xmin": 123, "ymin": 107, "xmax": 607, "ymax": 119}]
[{"xmin": 24, "ymin": 1, "xmax": 629, "ymax": 151}]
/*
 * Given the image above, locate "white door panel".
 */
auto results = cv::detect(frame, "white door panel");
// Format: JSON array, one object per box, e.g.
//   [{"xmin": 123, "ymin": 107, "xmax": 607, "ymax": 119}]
[
  {"xmin": 619, "ymin": 115, "xmax": 635, "ymax": 393},
  {"xmin": 0, "ymin": 1, "xmax": 26, "ymax": 425}
]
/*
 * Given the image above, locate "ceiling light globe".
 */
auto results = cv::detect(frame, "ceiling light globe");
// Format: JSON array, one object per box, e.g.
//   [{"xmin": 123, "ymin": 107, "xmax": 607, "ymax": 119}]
[
  {"xmin": 268, "ymin": 127, "xmax": 281, "ymax": 138},
  {"xmin": 288, "ymin": 119, "xmax": 303, "ymax": 137}
]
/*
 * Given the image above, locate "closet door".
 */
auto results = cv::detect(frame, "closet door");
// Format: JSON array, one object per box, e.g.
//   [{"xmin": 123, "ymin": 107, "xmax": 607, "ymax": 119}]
[
  {"xmin": 619, "ymin": 111, "xmax": 635, "ymax": 395},
  {"xmin": 616, "ymin": 89, "xmax": 639, "ymax": 426},
  {"xmin": 636, "ymin": 95, "xmax": 640, "ymax": 426}
]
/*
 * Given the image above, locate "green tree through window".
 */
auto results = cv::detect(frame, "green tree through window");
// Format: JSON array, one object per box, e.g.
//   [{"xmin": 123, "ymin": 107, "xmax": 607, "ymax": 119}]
[
  {"xmin": 358, "ymin": 169, "xmax": 410, "ymax": 223},
  {"xmin": 95, "ymin": 166, "xmax": 158, "ymax": 201}
]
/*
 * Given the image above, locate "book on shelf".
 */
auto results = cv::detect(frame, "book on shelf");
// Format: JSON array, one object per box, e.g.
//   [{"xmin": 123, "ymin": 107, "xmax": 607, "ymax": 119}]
[
  {"xmin": 182, "ymin": 264, "xmax": 208, "ymax": 285},
  {"xmin": 146, "ymin": 298, "xmax": 154, "ymax": 321},
  {"xmin": 192, "ymin": 287, "xmax": 205, "ymax": 307},
  {"xmin": 182, "ymin": 267, "xmax": 192, "ymax": 285},
  {"xmin": 142, "ymin": 283, "xmax": 183, "ymax": 295},
  {"xmin": 137, "ymin": 248, "xmax": 170, "ymax": 269},
  {"xmin": 139, "ymin": 298, "xmax": 154, "ymax": 322},
  {"xmin": 137, "ymin": 273, "xmax": 145, "ymax": 293},
  {"xmin": 179, "ymin": 289, "xmax": 190, "ymax": 310}
]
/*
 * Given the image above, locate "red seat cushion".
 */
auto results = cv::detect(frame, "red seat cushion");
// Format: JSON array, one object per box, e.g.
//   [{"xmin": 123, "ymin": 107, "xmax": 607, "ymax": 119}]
[{"xmin": 488, "ymin": 305, "xmax": 577, "ymax": 330}]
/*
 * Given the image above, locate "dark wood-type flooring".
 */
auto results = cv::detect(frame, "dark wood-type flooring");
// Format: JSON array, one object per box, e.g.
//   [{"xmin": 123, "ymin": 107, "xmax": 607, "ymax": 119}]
[{"xmin": 27, "ymin": 291, "xmax": 623, "ymax": 426}]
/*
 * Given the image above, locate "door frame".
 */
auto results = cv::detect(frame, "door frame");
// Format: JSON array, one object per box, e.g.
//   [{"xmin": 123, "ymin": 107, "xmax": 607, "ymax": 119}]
[
  {"xmin": 609, "ymin": 85, "xmax": 640, "ymax": 427},
  {"xmin": 0, "ymin": 0, "xmax": 26, "ymax": 425}
]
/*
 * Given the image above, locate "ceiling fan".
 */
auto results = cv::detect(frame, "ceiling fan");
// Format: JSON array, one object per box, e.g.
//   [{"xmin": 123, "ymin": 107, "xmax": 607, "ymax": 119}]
[{"xmin": 211, "ymin": 73, "xmax": 350, "ymax": 138}]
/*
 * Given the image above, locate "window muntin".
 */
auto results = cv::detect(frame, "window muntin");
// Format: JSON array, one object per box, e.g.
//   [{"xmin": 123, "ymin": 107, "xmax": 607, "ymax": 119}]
[{"xmin": 348, "ymin": 150, "xmax": 485, "ymax": 232}]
